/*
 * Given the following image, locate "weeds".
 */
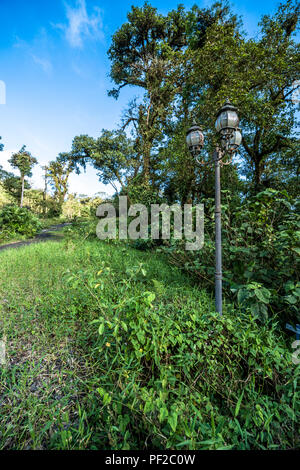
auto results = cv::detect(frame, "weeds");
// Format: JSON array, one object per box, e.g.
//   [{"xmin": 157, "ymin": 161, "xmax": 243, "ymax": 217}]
[{"xmin": 0, "ymin": 238, "xmax": 299, "ymax": 449}]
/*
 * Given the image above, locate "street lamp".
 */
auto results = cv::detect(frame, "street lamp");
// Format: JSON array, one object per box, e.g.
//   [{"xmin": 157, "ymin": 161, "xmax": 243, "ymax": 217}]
[
  {"xmin": 185, "ymin": 123, "xmax": 204, "ymax": 157},
  {"xmin": 186, "ymin": 99, "xmax": 242, "ymax": 315}
]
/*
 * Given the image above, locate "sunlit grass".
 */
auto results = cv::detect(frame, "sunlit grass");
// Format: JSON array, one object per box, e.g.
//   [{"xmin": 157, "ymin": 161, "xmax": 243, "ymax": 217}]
[
  {"xmin": 0, "ymin": 239, "xmax": 210, "ymax": 449},
  {"xmin": 0, "ymin": 237, "xmax": 298, "ymax": 450}
]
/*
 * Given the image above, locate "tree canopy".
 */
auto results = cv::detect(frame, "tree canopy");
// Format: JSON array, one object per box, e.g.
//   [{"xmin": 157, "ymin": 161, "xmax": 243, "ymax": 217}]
[
  {"xmin": 69, "ymin": 0, "xmax": 299, "ymax": 205},
  {"xmin": 8, "ymin": 146, "xmax": 37, "ymax": 207}
]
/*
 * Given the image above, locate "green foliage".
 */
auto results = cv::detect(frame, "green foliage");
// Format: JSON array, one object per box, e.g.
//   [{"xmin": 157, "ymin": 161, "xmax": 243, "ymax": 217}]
[
  {"xmin": 67, "ymin": 1, "xmax": 299, "ymax": 205},
  {"xmin": 232, "ymin": 283, "xmax": 272, "ymax": 322},
  {"xmin": 0, "ymin": 205, "xmax": 42, "ymax": 240},
  {"xmin": 0, "ymin": 231, "xmax": 299, "ymax": 449},
  {"xmin": 46, "ymin": 153, "xmax": 76, "ymax": 215},
  {"xmin": 62, "ymin": 194, "xmax": 104, "ymax": 219},
  {"xmin": 70, "ymin": 130, "xmax": 137, "ymax": 201},
  {"xmin": 0, "ymin": 182, "xmax": 13, "ymax": 208},
  {"xmin": 184, "ymin": 0, "xmax": 299, "ymax": 193},
  {"xmin": 108, "ymin": 3, "xmax": 187, "ymax": 97},
  {"xmin": 126, "ymin": 177, "xmax": 161, "ymax": 206},
  {"xmin": 107, "ymin": 3, "xmax": 195, "ymax": 188},
  {"xmin": 23, "ymin": 189, "xmax": 54, "ymax": 215},
  {"xmin": 0, "ymin": 168, "xmax": 31, "ymax": 202},
  {"xmin": 161, "ymin": 189, "xmax": 299, "ymax": 324},
  {"xmin": 64, "ymin": 240, "xmax": 298, "ymax": 450},
  {"xmin": 8, "ymin": 146, "xmax": 38, "ymax": 207},
  {"xmin": 8, "ymin": 146, "xmax": 37, "ymax": 178}
]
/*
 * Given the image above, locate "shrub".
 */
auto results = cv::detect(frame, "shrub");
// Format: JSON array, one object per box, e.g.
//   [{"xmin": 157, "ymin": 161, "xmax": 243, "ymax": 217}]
[
  {"xmin": 0, "ymin": 205, "xmax": 42, "ymax": 240},
  {"xmin": 161, "ymin": 189, "xmax": 300, "ymax": 325},
  {"xmin": 65, "ymin": 259, "xmax": 299, "ymax": 450},
  {"xmin": 0, "ymin": 183, "xmax": 13, "ymax": 208}
]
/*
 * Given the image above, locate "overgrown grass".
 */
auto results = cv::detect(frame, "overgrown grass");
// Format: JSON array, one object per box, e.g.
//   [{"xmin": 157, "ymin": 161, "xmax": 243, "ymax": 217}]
[
  {"xmin": 0, "ymin": 215, "xmax": 69, "ymax": 246},
  {"xmin": 0, "ymin": 237, "xmax": 299, "ymax": 450}
]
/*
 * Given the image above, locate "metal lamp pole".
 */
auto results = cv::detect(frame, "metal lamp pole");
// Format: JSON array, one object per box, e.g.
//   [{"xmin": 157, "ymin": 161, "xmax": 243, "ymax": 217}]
[
  {"xmin": 186, "ymin": 99, "xmax": 242, "ymax": 315},
  {"xmin": 214, "ymin": 148, "xmax": 223, "ymax": 314}
]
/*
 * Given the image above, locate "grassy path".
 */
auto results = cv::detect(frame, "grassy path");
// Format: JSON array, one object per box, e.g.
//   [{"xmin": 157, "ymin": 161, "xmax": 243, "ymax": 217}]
[
  {"xmin": 0, "ymin": 223, "xmax": 70, "ymax": 252},
  {"xmin": 0, "ymin": 237, "xmax": 298, "ymax": 450},
  {"xmin": 0, "ymin": 238, "xmax": 211, "ymax": 449}
]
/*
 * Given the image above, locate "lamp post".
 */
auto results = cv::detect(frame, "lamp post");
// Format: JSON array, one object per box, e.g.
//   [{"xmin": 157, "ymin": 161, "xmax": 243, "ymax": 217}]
[{"xmin": 186, "ymin": 99, "xmax": 242, "ymax": 315}]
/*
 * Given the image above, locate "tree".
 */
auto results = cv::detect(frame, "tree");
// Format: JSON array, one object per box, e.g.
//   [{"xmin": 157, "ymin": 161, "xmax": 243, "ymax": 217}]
[
  {"xmin": 41, "ymin": 165, "xmax": 49, "ymax": 216},
  {"xmin": 183, "ymin": 0, "xmax": 300, "ymax": 193},
  {"xmin": 0, "ymin": 170, "xmax": 31, "ymax": 202},
  {"xmin": 1, "ymin": 163, "xmax": 32, "ymax": 202},
  {"xmin": 108, "ymin": 2, "xmax": 242, "ymax": 203},
  {"xmin": 108, "ymin": 3, "xmax": 189, "ymax": 193},
  {"xmin": 69, "ymin": 1, "xmax": 298, "ymax": 206},
  {"xmin": 70, "ymin": 130, "xmax": 139, "ymax": 203},
  {"xmin": 46, "ymin": 154, "xmax": 75, "ymax": 214},
  {"xmin": 8, "ymin": 146, "xmax": 37, "ymax": 207},
  {"xmin": 239, "ymin": 0, "xmax": 300, "ymax": 192}
]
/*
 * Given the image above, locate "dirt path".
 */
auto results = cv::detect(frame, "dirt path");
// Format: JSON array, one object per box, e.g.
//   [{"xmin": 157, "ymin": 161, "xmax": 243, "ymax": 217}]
[{"xmin": 0, "ymin": 223, "xmax": 71, "ymax": 253}]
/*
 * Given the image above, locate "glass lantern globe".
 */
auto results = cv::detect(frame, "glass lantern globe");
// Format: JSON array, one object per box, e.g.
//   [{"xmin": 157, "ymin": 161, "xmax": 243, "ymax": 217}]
[
  {"xmin": 215, "ymin": 99, "xmax": 239, "ymax": 136},
  {"xmin": 186, "ymin": 124, "xmax": 204, "ymax": 157},
  {"xmin": 221, "ymin": 127, "xmax": 242, "ymax": 153}
]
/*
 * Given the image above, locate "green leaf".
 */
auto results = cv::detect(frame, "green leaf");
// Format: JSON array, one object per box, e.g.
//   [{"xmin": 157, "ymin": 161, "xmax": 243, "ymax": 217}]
[
  {"xmin": 285, "ymin": 295, "xmax": 297, "ymax": 305},
  {"xmin": 237, "ymin": 289, "xmax": 248, "ymax": 304},
  {"xmin": 168, "ymin": 412, "xmax": 178, "ymax": 432},
  {"xmin": 159, "ymin": 407, "xmax": 169, "ymax": 423},
  {"xmin": 137, "ymin": 331, "xmax": 145, "ymax": 344},
  {"xmin": 255, "ymin": 288, "xmax": 271, "ymax": 304},
  {"xmin": 103, "ymin": 392, "xmax": 112, "ymax": 405},
  {"xmin": 234, "ymin": 391, "xmax": 244, "ymax": 418}
]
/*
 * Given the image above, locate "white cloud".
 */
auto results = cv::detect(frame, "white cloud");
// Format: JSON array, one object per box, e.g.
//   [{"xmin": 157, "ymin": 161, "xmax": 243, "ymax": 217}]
[
  {"xmin": 31, "ymin": 55, "xmax": 53, "ymax": 74},
  {"xmin": 58, "ymin": 0, "xmax": 104, "ymax": 48},
  {"xmin": 13, "ymin": 34, "xmax": 53, "ymax": 75}
]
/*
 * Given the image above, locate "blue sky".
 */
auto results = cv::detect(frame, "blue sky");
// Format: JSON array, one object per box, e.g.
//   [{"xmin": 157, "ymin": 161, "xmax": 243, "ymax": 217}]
[{"xmin": 0, "ymin": 0, "xmax": 283, "ymax": 196}]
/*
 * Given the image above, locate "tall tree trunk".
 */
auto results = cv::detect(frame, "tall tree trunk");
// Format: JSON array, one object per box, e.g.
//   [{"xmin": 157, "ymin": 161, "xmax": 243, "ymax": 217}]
[
  {"xmin": 58, "ymin": 193, "xmax": 65, "ymax": 215},
  {"xmin": 254, "ymin": 157, "xmax": 263, "ymax": 193},
  {"xmin": 140, "ymin": 103, "xmax": 152, "ymax": 188},
  {"xmin": 143, "ymin": 142, "xmax": 151, "ymax": 186},
  {"xmin": 43, "ymin": 168, "xmax": 48, "ymax": 216},
  {"xmin": 20, "ymin": 175, "xmax": 25, "ymax": 208}
]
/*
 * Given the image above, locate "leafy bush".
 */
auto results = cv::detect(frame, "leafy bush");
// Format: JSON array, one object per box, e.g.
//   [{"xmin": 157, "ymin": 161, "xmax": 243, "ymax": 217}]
[
  {"xmin": 65, "ymin": 257, "xmax": 299, "ymax": 450},
  {"xmin": 0, "ymin": 183, "xmax": 13, "ymax": 208},
  {"xmin": 62, "ymin": 195, "xmax": 104, "ymax": 219},
  {"xmin": 0, "ymin": 205, "xmax": 42, "ymax": 240},
  {"xmin": 0, "ymin": 234, "xmax": 298, "ymax": 449},
  {"xmin": 161, "ymin": 189, "xmax": 300, "ymax": 324}
]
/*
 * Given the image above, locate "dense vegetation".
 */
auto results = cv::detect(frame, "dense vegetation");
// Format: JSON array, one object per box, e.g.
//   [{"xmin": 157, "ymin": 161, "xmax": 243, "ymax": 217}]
[
  {"xmin": 160, "ymin": 189, "xmax": 300, "ymax": 326},
  {"xmin": 0, "ymin": 234, "xmax": 298, "ymax": 450},
  {"xmin": 0, "ymin": 0, "xmax": 299, "ymax": 451},
  {"xmin": 0, "ymin": 205, "xmax": 42, "ymax": 241},
  {"xmin": 65, "ymin": 0, "xmax": 299, "ymax": 326}
]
